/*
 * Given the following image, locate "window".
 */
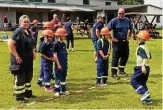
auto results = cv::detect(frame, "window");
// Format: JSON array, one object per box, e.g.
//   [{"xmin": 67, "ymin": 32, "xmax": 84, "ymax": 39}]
[
  {"xmin": 156, "ymin": 16, "xmax": 160, "ymax": 23},
  {"xmin": 83, "ymin": 0, "xmax": 89, "ymax": 5},
  {"xmin": 29, "ymin": 0, "xmax": 42, "ymax": 2},
  {"xmin": 105, "ymin": 2, "xmax": 111, "ymax": 5},
  {"xmin": 48, "ymin": 0, "xmax": 56, "ymax": 3}
]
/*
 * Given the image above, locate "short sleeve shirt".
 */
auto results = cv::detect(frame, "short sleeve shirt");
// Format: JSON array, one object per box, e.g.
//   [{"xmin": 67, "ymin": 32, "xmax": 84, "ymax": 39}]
[
  {"xmin": 92, "ymin": 22, "xmax": 104, "ymax": 41},
  {"xmin": 11, "ymin": 27, "xmax": 35, "ymax": 55},
  {"xmin": 64, "ymin": 22, "xmax": 73, "ymax": 35},
  {"xmin": 107, "ymin": 17, "xmax": 132, "ymax": 40},
  {"xmin": 40, "ymin": 42, "xmax": 54, "ymax": 58},
  {"xmin": 137, "ymin": 43, "xmax": 152, "ymax": 59},
  {"xmin": 97, "ymin": 38, "xmax": 109, "ymax": 58}
]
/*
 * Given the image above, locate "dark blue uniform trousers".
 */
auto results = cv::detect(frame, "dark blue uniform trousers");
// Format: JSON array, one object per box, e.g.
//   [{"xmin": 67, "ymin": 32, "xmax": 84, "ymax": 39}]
[
  {"xmin": 97, "ymin": 57, "xmax": 108, "ymax": 84},
  {"xmin": 54, "ymin": 65, "xmax": 67, "ymax": 92},
  {"xmin": 111, "ymin": 41, "xmax": 129, "ymax": 75},
  {"xmin": 37, "ymin": 57, "xmax": 44, "ymax": 83},
  {"xmin": 131, "ymin": 66, "xmax": 150, "ymax": 95},
  {"xmin": 43, "ymin": 61, "xmax": 53, "ymax": 88}
]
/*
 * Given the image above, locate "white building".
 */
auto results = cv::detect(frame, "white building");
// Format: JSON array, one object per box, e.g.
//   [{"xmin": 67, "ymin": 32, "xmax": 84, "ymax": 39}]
[{"xmin": 0, "ymin": 0, "xmax": 162, "ymax": 29}]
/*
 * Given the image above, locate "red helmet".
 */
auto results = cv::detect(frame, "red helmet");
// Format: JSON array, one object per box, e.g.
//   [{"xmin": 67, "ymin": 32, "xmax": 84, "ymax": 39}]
[
  {"xmin": 43, "ymin": 22, "xmax": 53, "ymax": 28},
  {"xmin": 55, "ymin": 28, "xmax": 67, "ymax": 36},
  {"xmin": 32, "ymin": 20, "xmax": 39, "ymax": 24},
  {"xmin": 100, "ymin": 27, "xmax": 110, "ymax": 35},
  {"xmin": 42, "ymin": 29, "xmax": 54, "ymax": 37},
  {"xmin": 137, "ymin": 30, "xmax": 150, "ymax": 40}
]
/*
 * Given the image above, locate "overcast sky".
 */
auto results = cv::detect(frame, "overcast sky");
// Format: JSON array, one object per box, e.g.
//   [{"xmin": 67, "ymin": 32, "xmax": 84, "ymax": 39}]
[{"xmin": 144, "ymin": 0, "xmax": 163, "ymax": 7}]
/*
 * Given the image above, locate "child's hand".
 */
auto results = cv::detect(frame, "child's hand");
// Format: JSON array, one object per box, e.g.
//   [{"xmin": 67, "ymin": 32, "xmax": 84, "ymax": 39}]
[
  {"xmin": 112, "ymin": 38, "xmax": 118, "ymax": 42},
  {"xmin": 57, "ymin": 64, "xmax": 62, "ymax": 70},
  {"xmin": 48, "ymin": 58, "xmax": 54, "ymax": 62},
  {"xmin": 103, "ymin": 55, "xmax": 109, "ymax": 60},
  {"xmin": 141, "ymin": 66, "xmax": 147, "ymax": 75}
]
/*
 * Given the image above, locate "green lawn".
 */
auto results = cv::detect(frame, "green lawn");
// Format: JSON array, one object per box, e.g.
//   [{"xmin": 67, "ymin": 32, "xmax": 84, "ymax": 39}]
[{"xmin": 0, "ymin": 31, "xmax": 162, "ymax": 109}]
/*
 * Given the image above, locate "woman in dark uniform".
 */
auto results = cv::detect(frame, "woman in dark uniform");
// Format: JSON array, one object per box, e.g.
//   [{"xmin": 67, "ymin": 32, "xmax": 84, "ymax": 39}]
[{"xmin": 8, "ymin": 15, "xmax": 36, "ymax": 103}]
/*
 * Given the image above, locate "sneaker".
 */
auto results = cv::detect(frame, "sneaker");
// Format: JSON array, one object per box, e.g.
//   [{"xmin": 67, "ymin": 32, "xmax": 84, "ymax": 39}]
[
  {"xmin": 141, "ymin": 97, "xmax": 153, "ymax": 104},
  {"xmin": 55, "ymin": 92, "xmax": 60, "ymax": 97},
  {"xmin": 25, "ymin": 95, "xmax": 36, "ymax": 98},
  {"xmin": 112, "ymin": 74, "xmax": 120, "ymax": 80},
  {"xmin": 60, "ymin": 91, "xmax": 70, "ymax": 95},
  {"xmin": 119, "ymin": 72, "xmax": 128, "ymax": 77},
  {"xmin": 96, "ymin": 83, "xmax": 103, "ymax": 87},
  {"xmin": 102, "ymin": 82, "xmax": 109, "ymax": 86},
  {"xmin": 141, "ymin": 91, "xmax": 150, "ymax": 102},
  {"xmin": 45, "ymin": 87, "xmax": 54, "ymax": 92},
  {"xmin": 16, "ymin": 98, "xmax": 28, "ymax": 103}
]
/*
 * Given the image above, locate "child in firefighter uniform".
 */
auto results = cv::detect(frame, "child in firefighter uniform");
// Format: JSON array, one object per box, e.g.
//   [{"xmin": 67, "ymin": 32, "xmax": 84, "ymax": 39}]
[
  {"xmin": 96, "ymin": 27, "xmax": 111, "ymax": 85},
  {"xmin": 39, "ymin": 29, "xmax": 55, "ymax": 92},
  {"xmin": 37, "ymin": 22, "xmax": 54, "ymax": 87},
  {"xmin": 53, "ymin": 28, "xmax": 70, "ymax": 96},
  {"xmin": 131, "ymin": 30, "xmax": 153, "ymax": 104}
]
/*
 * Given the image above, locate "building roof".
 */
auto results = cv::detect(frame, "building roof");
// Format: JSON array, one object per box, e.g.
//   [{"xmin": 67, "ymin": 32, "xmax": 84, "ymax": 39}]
[
  {"xmin": 0, "ymin": 1, "xmax": 161, "ymax": 12},
  {"xmin": 0, "ymin": 1, "xmax": 94, "ymax": 12},
  {"xmin": 91, "ymin": 4, "xmax": 162, "ymax": 11}
]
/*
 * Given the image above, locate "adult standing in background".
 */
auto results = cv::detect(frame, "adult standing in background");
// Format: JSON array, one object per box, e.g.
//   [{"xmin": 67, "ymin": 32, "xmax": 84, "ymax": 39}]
[
  {"xmin": 64, "ymin": 17, "xmax": 74, "ymax": 52},
  {"xmin": 2, "ymin": 15, "xmax": 8, "ymax": 31},
  {"xmin": 92, "ymin": 15, "xmax": 104, "ymax": 62},
  {"xmin": 107, "ymin": 8, "xmax": 132, "ymax": 80},
  {"xmin": 8, "ymin": 15, "xmax": 36, "ymax": 103},
  {"xmin": 51, "ymin": 14, "xmax": 61, "ymax": 33}
]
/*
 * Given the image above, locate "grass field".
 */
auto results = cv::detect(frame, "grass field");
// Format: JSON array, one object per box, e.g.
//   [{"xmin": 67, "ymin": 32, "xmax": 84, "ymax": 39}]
[{"xmin": 0, "ymin": 30, "xmax": 162, "ymax": 109}]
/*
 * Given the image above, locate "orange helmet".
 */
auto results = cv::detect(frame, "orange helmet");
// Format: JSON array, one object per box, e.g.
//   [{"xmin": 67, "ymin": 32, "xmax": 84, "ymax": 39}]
[
  {"xmin": 43, "ymin": 22, "xmax": 53, "ymax": 28},
  {"xmin": 137, "ymin": 30, "xmax": 150, "ymax": 40},
  {"xmin": 32, "ymin": 20, "xmax": 39, "ymax": 24},
  {"xmin": 42, "ymin": 29, "xmax": 54, "ymax": 37},
  {"xmin": 55, "ymin": 28, "xmax": 67, "ymax": 36},
  {"xmin": 100, "ymin": 27, "xmax": 110, "ymax": 35}
]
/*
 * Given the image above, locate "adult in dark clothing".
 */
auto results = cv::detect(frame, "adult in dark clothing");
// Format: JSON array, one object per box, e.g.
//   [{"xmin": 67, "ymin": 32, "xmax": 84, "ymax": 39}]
[
  {"xmin": 64, "ymin": 17, "xmax": 74, "ymax": 52},
  {"xmin": 7, "ymin": 15, "xmax": 36, "ymax": 103},
  {"xmin": 107, "ymin": 8, "xmax": 132, "ymax": 80},
  {"xmin": 92, "ymin": 15, "xmax": 104, "ymax": 62}
]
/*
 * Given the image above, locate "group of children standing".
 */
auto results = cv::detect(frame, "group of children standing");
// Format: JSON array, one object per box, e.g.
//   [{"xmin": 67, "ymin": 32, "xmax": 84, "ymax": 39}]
[
  {"xmin": 31, "ymin": 20, "xmax": 69, "ymax": 97},
  {"xmin": 30, "ymin": 17, "xmax": 153, "ymax": 104}
]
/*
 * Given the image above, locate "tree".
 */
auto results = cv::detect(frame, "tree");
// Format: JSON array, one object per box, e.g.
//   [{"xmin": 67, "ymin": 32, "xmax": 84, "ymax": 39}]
[{"xmin": 118, "ymin": 0, "xmax": 144, "ymax": 5}]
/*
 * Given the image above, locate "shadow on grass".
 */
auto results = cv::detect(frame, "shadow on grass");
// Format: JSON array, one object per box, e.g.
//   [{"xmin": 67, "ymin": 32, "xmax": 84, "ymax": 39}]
[
  {"xmin": 74, "ymin": 49, "xmax": 94, "ymax": 52},
  {"xmin": 50, "ymin": 90, "xmax": 126, "ymax": 105},
  {"xmin": 152, "ymin": 98, "xmax": 162, "ymax": 106}
]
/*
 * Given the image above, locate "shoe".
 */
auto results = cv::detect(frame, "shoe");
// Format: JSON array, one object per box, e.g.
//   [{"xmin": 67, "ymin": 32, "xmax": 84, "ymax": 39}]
[
  {"xmin": 60, "ymin": 91, "xmax": 70, "ymax": 95},
  {"xmin": 141, "ymin": 91, "xmax": 150, "ymax": 102},
  {"xmin": 102, "ymin": 82, "xmax": 109, "ymax": 86},
  {"xmin": 55, "ymin": 92, "xmax": 60, "ymax": 97},
  {"xmin": 141, "ymin": 97, "xmax": 153, "ymax": 104},
  {"xmin": 37, "ymin": 81, "xmax": 43, "ymax": 87},
  {"xmin": 45, "ymin": 87, "xmax": 54, "ymax": 92},
  {"xmin": 112, "ymin": 74, "xmax": 120, "ymax": 80},
  {"xmin": 119, "ymin": 72, "xmax": 128, "ymax": 77},
  {"xmin": 16, "ymin": 98, "xmax": 28, "ymax": 103},
  {"xmin": 96, "ymin": 83, "xmax": 103, "ymax": 87}
]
